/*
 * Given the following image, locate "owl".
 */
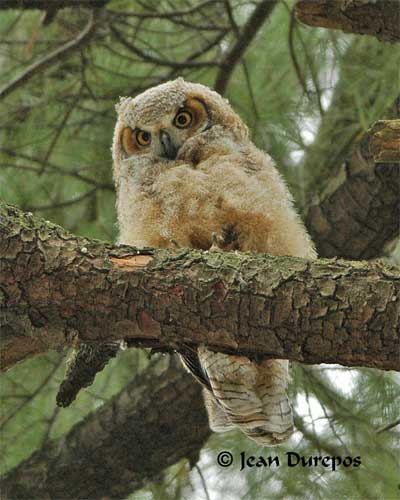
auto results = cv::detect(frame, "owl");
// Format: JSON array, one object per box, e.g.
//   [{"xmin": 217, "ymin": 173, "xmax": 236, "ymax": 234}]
[{"xmin": 112, "ymin": 78, "xmax": 316, "ymax": 446}]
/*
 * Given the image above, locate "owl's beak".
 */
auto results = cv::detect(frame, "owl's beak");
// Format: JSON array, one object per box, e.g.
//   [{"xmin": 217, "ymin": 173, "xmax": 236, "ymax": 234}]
[{"xmin": 160, "ymin": 130, "xmax": 178, "ymax": 160}]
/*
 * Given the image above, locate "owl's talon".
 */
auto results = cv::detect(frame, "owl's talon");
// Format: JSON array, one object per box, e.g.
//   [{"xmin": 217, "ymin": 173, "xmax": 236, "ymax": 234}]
[
  {"xmin": 169, "ymin": 239, "xmax": 180, "ymax": 249},
  {"xmin": 210, "ymin": 233, "xmax": 225, "ymax": 252}
]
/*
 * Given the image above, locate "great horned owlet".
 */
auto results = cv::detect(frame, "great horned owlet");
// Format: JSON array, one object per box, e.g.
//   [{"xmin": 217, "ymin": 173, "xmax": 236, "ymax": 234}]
[{"xmin": 112, "ymin": 78, "xmax": 316, "ymax": 446}]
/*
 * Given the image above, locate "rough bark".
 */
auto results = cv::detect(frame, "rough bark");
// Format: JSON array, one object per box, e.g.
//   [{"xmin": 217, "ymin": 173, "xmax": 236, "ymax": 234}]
[
  {"xmin": 0, "ymin": 360, "xmax": 210, "ymax": 500},
  {"xmin": 305, "ymin": 120, "xmax": 400, "ymax": 259},
  {"xmin": 295, "ymin": 0, "xmax": 400, "ymax": 42},
  {"xmin": 1, "ymin": 202, "xmax": 399, "ymax": 372},
  {"xmin": 367, "ymin": 120, "xmax": 400, "ymax": 163}
]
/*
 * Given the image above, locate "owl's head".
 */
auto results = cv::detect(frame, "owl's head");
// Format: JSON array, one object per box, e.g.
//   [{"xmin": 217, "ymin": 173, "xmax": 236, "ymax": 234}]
[{"xmin": 112, "ymin": 78, "xmax": 248, "ymax": 164}]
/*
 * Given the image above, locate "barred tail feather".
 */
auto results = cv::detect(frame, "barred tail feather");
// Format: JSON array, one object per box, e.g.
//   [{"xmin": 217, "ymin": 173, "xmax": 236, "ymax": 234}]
[
  {"xmin": 198, "ymin": 347, "xmax": 293, "ymax": 446},
  {"xmin": 203, "ymin": 389, "xmax": 236, "ymax": 432}
]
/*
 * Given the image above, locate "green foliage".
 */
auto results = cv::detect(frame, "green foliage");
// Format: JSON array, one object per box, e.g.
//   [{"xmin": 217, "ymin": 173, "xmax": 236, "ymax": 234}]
[
  {"xmin": 128, "ymin": 365, "xmax": 399, "ymax": 500},
  {"xmin": 0, "ymin": 1, "xmax": 399, "ymax": 499},
  {"xmin": 1, "ymin": 348, "xmax": 151, "ymax": 474}
]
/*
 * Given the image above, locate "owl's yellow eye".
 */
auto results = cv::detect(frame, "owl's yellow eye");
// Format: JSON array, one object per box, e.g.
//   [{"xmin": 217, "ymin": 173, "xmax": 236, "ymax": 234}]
[
  {"xmin": 136, "ymin": 129, "xmax": 151, "ymax": 146},
  {"xmin": 174, "ymin": 110, "xmax": 193, "ymax": 129}
]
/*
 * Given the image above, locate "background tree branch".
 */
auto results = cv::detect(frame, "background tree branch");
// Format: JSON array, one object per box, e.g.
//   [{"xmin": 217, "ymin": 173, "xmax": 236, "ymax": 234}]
[
  {"xmin": 367, "ymin": 120, "xmax": 400, "ymax": 163},
  {"xmin": 295, "ymin": 0, "xmax": 400, "ymax": 42},
  {"xmin": 214, "ymin": 0, "xmax": 277, "ymax": 94},
  {"xmin": 305, "ymin": 119, "xmax": 400, "ymax": 259},
  {"xmin": 0, "ymin": 11, "xmax": 98, "ymax": 100},
  {"xmin": 0, "ymin": 359, "xmax": 210, "ymax": 500},
  {"xmin": 299, "ymin": 38, "xmax": 397, "ymax": 201}
]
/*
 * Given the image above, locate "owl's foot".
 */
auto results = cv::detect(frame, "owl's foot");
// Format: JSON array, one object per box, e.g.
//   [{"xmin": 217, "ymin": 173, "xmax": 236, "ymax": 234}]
[
  {"xmin": 169, "ymin": 239, "xmax": 181, "ymax": 249},
  {"xmin": 209, "ymin": 232, "xmax": 225, "ymax": 252},
  {"xmin": 210, "ymin": 225, "xmax": 239, "ymax": 252}
]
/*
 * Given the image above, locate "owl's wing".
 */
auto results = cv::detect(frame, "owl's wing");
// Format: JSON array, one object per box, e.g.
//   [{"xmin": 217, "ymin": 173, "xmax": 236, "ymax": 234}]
[
  {"xmin": 178, "ymin": 348, "xmax": 211, "ymax": 391},
  {"xmin": 198, "ymin": 347, "xmax": 293, "ymax": 446}
]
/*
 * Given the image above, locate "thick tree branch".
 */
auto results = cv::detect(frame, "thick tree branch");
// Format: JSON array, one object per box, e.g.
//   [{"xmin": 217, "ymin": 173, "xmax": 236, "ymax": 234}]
[
  {"xmin": 295, "ymin": 0, "xmax": 400, "ymax": 42},
  {"xmin": 305, "ymin": 120, "xmax": 400, "ymax": 259},
  {"xmin": 1, "ymin": 202, "xmax": 399, "ymax": 372},
  {"xmin": 0, "ymin": 360, "xmax": 210, "ymax": 500}
]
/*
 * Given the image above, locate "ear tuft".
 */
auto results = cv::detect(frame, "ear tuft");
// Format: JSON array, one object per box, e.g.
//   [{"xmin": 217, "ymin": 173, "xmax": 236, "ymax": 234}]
[{"xmin": 115, "ymin": 97, "xmax": 132, "ymax": 114}]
